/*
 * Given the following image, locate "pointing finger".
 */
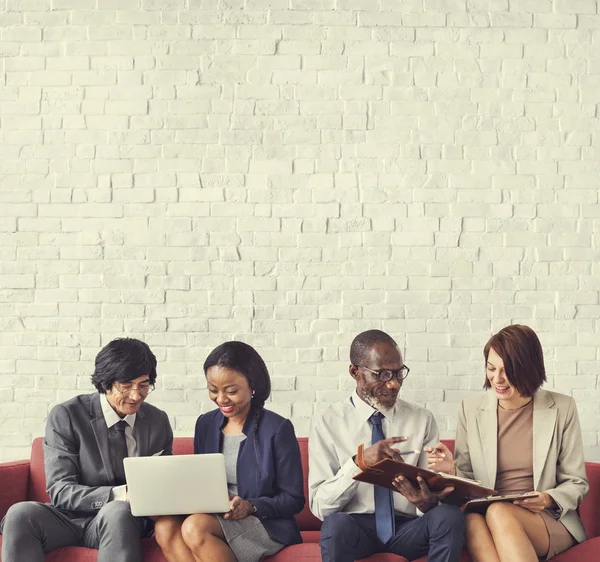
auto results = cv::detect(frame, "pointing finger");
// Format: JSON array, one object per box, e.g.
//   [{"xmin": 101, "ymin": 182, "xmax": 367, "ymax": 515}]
[{"xmin": 384, "ymin": 436, "xmax": 409, "ymax": 445}]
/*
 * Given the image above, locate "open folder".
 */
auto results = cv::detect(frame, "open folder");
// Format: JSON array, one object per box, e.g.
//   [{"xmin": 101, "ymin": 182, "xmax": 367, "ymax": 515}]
[
  {"xmin": 462, "ymin": 493, "xmax": 534, "ymax": 514},
  {"xmin": 352, "ymin": 445, "xmax": 497, "ymax": 506}
]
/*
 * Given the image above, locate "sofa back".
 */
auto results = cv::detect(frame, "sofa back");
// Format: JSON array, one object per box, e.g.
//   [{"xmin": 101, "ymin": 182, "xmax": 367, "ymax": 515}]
[
  {"xmin": 27, "ymin": 437, "xmax": 599, "ymax": 539},
  {"xmin": 29, "ymin": 438, "xmax": 49, "ymax": 504}
]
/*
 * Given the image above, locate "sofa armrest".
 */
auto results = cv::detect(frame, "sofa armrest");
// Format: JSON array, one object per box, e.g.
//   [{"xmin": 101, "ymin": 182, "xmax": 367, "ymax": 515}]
[
  {"xmin": 580, "ymin": 462, "xmax": 600, "ymax": 539},
  {"xmin": 0, "ymin": 460, "xmax": 30, "ymax": 520}
]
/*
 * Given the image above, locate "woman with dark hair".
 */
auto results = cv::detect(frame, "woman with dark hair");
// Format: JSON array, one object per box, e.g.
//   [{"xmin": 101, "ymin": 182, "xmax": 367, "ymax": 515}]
[
  {"xmin": 154, "ymin": 341, "xmax": 304, "ymax": 562},
  {"xmin": 426, "ymin": 325, "xmax": 589, "ymax": 562}
]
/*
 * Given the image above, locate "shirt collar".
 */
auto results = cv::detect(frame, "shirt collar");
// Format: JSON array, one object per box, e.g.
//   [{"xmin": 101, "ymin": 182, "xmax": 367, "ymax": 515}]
[
  {"xmin": 351, "ymin": 390, "xmax": 396, "ymax": 422},
  {"xmin": 101, "ymin": 393, "xmax": 136, "ymax": 430}
]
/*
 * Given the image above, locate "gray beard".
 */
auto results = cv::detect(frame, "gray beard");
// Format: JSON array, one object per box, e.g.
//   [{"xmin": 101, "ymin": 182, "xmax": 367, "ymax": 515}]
[{"xmin": 362, "ymin": 391, "xmax": 387, "ymax": 412}]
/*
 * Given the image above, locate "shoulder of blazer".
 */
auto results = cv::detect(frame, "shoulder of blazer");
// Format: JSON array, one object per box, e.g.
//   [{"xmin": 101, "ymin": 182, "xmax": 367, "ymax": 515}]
[
  {"xmin": 137, "ymin": 400, "xmax": 168, "ymax": 422},
  {"xmin": 255, "ymin": 408, "xmax": 291, "ymax": 437},
  {"xmin": 50, "ymin": 393, "xmax": 95, "ymax": 418},
  {"xmin": 462, "ymin": 392, "xmax": 491, "ymax": 413},
  {"xmin": 194, "ymin": 409, "xmax": 222, "ymax": 432},
  {"xmin": 536, "ymin": 389, "xmax": 571, "ymax": 411}
]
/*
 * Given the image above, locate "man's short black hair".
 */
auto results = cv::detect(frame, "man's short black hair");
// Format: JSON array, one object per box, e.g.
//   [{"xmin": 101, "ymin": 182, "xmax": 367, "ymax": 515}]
[
  {"xmin": 91, "ymin": 338, "xmax": 157, "ymax": 394},
  {"xmin": 350, "ymin": 330, "xmax": 398, "ymax": 366}
]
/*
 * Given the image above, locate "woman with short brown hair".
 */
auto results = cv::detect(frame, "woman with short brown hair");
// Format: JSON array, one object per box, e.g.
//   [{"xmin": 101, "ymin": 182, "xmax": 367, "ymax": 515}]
[{"xmin": 428, "ymin": 324, "xmax": 588, "ymax": 562}]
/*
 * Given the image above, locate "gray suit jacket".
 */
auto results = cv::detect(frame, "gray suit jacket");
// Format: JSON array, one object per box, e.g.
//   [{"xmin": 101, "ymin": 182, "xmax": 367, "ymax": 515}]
[
  {"xmin": 43, "ymin": 392, "xmax": 173, "ymax": 526},
  {"xmin": 454, "ymin": 389, "xmax": 589, "ymax": 543}
]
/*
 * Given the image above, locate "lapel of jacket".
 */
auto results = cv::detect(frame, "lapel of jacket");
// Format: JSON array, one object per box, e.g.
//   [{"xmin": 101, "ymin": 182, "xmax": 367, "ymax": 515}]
[
  {"xmin": 532, "ymin": 389, "xmax": 557, "ymax": 490},
  {"xmin": 236, "ymin": 409, "xmax": 257, "ymax": 495},
  {"xmin": 205, "ymin": 411, "xmax": 226, "ymax": 454},
  {"xmin": 134, "ymin": 406, "xmax": 148, "ymax": 457},
  {"xmin": 477, "ymin": 391, "xmax": 499, "ymax": 489},
  {"xmin": 89, "ymin": 393, "xmax": 115, "ymax": 483}
]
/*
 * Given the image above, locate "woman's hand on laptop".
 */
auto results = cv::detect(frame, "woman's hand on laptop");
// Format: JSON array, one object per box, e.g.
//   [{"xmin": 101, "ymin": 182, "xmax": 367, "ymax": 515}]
[{"xmin": 223, "ymin": 496, "xmax": 254, "ymax": 520}]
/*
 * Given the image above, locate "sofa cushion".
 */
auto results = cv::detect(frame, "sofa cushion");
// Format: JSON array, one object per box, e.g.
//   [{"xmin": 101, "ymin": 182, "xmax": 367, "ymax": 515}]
[
  {"xmin": 264, "ymin": 543, "xmax": 323, "ymax": 561},
  {"xmin": 357, "ymin": 555, "xmax": 407, "ymax": 561},
  {"xmin": 545, "ymin": 536, "xmax": 600, "ymax": 561},
  {"xmin": 45, "ymin": 546, "xmax": 98, "ymax": 562},
  {"xmin": 40, "ymin": 538, "xmax": 166, "ymax": 562},
  {"xmin": 301, "ymin": 530, "xmax": 321, "ymax": 543},
  {"xmin": 262, "ymin": 543, "xmax": 409, "ymax": 562}
]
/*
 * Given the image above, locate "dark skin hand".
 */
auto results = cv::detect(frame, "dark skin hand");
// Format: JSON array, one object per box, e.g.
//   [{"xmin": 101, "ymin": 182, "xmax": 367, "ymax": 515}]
[
  {"xmin": 358, "ymin": 436, "xmax": 409, "ymax": 467},
  {"xmin": 224, "ymin": 495, "xmax": 254, "ymax": 520},
  {"xmin": 392, "ymin": 475, "xmax": 454, "ymax": 513}
]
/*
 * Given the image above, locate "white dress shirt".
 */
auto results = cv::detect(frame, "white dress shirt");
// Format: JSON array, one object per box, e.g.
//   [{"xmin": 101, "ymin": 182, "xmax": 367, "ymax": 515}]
[
  {"xmin": 309, "ymin": 390, "xmax": 439, "ymax": 521},
  {"xmin": 101, "ymin": 393, "xmax": 138, "ymax": 502}
]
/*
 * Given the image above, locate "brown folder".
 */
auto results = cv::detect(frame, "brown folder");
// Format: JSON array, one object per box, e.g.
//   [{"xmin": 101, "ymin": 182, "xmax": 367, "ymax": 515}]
[
  {"xmin": 462, "ymin": 493, "xmax": 533, "ymax": 514},
  {"xmin": 352, "ymin": 445, "xmax": 497, "ymax": 506}
]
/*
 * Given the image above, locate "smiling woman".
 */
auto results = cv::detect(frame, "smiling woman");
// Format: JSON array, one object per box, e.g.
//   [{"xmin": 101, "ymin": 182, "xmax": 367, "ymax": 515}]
[
  {"xmin": 483, "ymin": 325, "xmax": 546, "ymax": 409},
  {"xmin": 432, "ymin": 325, "xmax": 589, "ymax": 562},
  {"xmin": 153, "ymin": 341, "xmax": 304, "ymax": 562},
  {"xmin": 206, "ymin": 367, "xmax": 254, "ymax": 424}
]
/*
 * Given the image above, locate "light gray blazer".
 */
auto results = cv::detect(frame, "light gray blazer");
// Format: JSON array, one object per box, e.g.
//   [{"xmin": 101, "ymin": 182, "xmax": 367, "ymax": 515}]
[
  {"xmin": 454, "ymin": 389, "xmax": 589, "ymax": 543},
  {"xmin": 43, "ymin": 392, "xmax": 173, "ymax": 527}
]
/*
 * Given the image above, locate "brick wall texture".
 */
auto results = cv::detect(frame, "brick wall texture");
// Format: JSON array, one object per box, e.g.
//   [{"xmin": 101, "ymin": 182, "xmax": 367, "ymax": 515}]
[{"xmin": 1, "ymin": 0, "xmax": 600, "ymax": 461}]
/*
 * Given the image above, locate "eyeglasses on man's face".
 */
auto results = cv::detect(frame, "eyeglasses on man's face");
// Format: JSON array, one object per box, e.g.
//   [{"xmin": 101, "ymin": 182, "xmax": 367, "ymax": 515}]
[
  {"xmin": 113, "ymin": 381, "xmax": 155, "ymax": 397},
  {"xmin": 356, "ymin": 365, "xmax": 410, "ymax": 382}
]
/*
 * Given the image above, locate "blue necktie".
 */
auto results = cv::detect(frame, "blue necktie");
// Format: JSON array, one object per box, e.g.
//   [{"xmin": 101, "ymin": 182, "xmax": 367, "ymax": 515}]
[{"xmin": 369, "ymin": 411, "xmax": 395, "ymax": 544}]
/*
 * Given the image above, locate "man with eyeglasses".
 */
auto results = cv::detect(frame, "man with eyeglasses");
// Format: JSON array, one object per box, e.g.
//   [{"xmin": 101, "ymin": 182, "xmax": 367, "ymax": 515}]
[
  {"xmin": 309, "ymin": 329, "xmax": 464, "ymax": 562},
  {"xmin": 0, "ymin": 338, "xmax": 173, "ymax": 562}
]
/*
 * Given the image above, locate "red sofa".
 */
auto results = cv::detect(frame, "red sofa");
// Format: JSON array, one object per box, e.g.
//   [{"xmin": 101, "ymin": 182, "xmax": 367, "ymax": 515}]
[{"xmin": 0, "ymin": 438, "xmax": 598, "ymax": 562}]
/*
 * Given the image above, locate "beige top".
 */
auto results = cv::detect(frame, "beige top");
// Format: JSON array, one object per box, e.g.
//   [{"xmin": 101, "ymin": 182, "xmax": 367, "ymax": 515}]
[
  {"xmin": 454, "ymin": 390, "xmax": 588, "ymax": 544},
  {"xmin": 495, "ymin": 399, "xmax": 575, "ymax": 559},
  {"xmin": 495, "ymin": 400, "xmax": 534, "ymax": 495}
]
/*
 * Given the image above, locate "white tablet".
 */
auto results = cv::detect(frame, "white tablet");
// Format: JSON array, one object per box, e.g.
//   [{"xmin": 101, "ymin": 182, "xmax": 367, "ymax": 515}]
[{"xmin": 124, "ymin": 454, "xmax": 230, "ymax": 517}]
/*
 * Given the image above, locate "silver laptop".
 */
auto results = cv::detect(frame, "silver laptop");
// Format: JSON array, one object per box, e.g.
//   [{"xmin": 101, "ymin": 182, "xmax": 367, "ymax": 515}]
[{"xmin": 124, "ymin": 454, "xmax": 230, "ymax": 517}]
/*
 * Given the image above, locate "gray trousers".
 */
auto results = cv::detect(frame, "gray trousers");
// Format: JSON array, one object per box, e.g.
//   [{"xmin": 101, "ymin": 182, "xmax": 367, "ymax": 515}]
[{"xmin": 0, "ymin": 501, "xmax": 147, "ymax": 562}]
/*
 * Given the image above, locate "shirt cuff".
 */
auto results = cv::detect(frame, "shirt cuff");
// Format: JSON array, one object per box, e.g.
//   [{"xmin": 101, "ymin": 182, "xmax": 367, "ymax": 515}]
[
  {"xmin": 109, "ymin": 485, "xmax": 127, "ymax": 503},
  {"xmin": 345, "ymin": 455, "xmax": 364, "ymax": 477},
  {"xmin": 545, "ymin": 491, "xmax": 564, "ymax": 519}
]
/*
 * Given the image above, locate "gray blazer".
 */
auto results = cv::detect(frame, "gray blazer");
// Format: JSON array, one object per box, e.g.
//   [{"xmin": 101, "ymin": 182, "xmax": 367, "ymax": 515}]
[
  {"xmin": 454, "ymin": 389, "xmax": 589, "ymax": 543},
  {"xmin": 43, "ymin": 392, "xmax": 173, "ymax": 527}
]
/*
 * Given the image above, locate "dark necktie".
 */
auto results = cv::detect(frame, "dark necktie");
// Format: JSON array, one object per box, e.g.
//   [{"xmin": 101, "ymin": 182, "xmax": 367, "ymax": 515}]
[
  {"xmin": 108, "ymin": 420, "xmax": 129, "ymax": 485},
  {"xmin": 369, "ymin": 411, "xmax": 395, "ymax": 544}
]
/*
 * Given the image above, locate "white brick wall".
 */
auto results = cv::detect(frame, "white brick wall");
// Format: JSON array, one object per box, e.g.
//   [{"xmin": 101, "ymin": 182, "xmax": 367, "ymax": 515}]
[{"xmin": 1, "ymin": 1, "xmax": 600, "ymax": 461}]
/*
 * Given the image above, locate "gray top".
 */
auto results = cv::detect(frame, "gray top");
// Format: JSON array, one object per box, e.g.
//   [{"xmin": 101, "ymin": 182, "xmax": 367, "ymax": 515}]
[{"xmin": 221, "ymin": 432, "xmax": 246, "ymax": 496}]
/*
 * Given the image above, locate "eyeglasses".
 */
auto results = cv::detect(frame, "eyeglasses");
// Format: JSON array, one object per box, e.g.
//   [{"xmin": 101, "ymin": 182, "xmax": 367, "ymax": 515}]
[
  {"xmin": 357, "ymin": 365, "xmax": 410, "ymax": 382},
  {"xmin": 113, "ymin": 382, "xmax": 155, "ymax": 397}
]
